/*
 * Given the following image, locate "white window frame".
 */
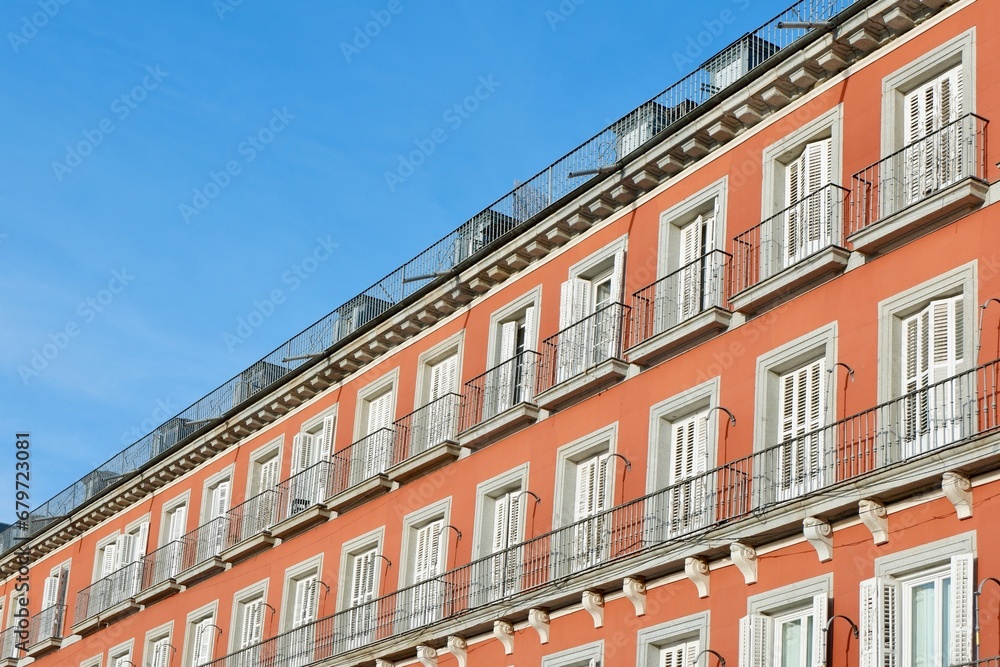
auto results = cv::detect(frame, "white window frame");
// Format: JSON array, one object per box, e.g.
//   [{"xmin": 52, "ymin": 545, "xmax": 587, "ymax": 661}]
[
  {"xmin": 880, "ymin": 29, "xmax": 976, "ymax": 156},
  {"xmin": 228, "ymin": 580, "xmax": 269, "ymax": 654},
  {"xmin": 280, "ymin": 555, "xmax": 324, "ymax": 632},
  {"xmin": 183, "ymin": 601, "xmax": 218, "ymax": 667},
  {"xmin": 566, "ymin": 236, "xmax": 629, "ymax": 313},
  {"xmin": 740, "ymin": 575, "xmax": 831, "ymax": 667},
  {"xmin": 337, "ymin": 528, "xmax": 385, "ymax": 612},
  {"xmin": 107, "ymin": 639, "xmax": 134, "ymax": 667},
  {"xmin": 487, "ymin": 287, "xmax": 543, "ymax": 366},
  {"xmin": 414, "ymin": 332, "xmax": 464, "ymax": 408},
  {"xmin": 657, "ymin": 177, "xmax": 728, "ymax": 279},
  {"xmin": 399, "ymin": 499, "xmax": 451, "ymax": 589},
  {"xmin": 142, "ymin": 621, "xmax": 173, "ymax": 667},
  {"xmin": 541, "ymin": 640, "xmax": 604, "ymax": 667},
  {"xmin": 636, "ymin": 611, "xmax": 709, "ymax": 667},
  {"xmin": 553, "ymin": 424, "xmax": 619, "ymax": 528},
  {"xmin": 201, "ymin": 466, "xmax": 235, "ymax": 524},
  {"xmin": 246, "ymin": 437, "xmax": 283, "ymax": 497},
  {"xmin": 470, "ymin": 464, "xmax": 529, "ymax": 606},
  {"xmin": 80, "ymin": 655, "xmax": 102, "ymax": 667},
  {"xmin": 354, "ymin": 370, "xmax": 399, "ymax": 441}
]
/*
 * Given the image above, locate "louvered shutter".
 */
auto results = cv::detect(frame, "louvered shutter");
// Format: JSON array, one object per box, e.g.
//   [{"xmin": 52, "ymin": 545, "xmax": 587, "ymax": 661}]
[
  {"xmin": 168, "ymin": 506, "xmax": 187, "ymax": 541},
  {"xmin": 116, "ymin": 534, "xmax": 131, "ymax": 569},
  {"xmin": 292, "ymin": 576, "xmax": 318, "ymax": 628},
  {"xmin": 351, "ymin": 549, "xmax": 378, "ymax": 607},
  {"xmin": 101, "ymin": 541, "xmax": 118, "ymax": 577},
  {"xmin": 930, "ymin": 296, "xmax": 963, "ymax": 382},
  {"xmin": 151, "ymin": 637, "xmax": 170, "ymax": 667},
  {"xmin": 319, "ymin": 416, "xmax": 336, "ymax": 461},
  {"xmin": 133, "ymin": 522, "xmax": 149, "ymax": 561},
  {"xmin": 609, "ymin": 248, "xmax": 626, "ymax": 304},
  {"xmin": 41, "ymin": 575, "xmax": 58, "ymax": 609},
  {"xmin": 668, "ymin": 413, "xmax": 709, "ymax": 532},
  {"xmin": 859, "ymin": 576, "xmax": 898, "ymax": 667},
  {"xmin": 902, "ymin": 306, "xmax": 931, "ymax": 442},
  {"xmin": 492, "ymin": 494, "xmax": 510, "ymax": 554},
  {"xmin": 368, "ymin": 391, "xmax": 393, "ymax": 432},
  {"xmin": 678, "ymin": 217, "xmax": 703, "ymax": 322},
  {"xmin": 777, "ymin": 359, "xmax": 826, "ymax": 498},
  {"xmin": 291, "ymin": 433, "xmax": 315, "ymax": 474},
  {"xmin": 950, "ymin": 553, "xmax": 974, "ymax": 665},
  {"xmin": 575, "ymin": 458, "xmax": 599, "ymax": 522},
  {"xmin": 240, "ymin": 600, "xmax": 264, "ymax": 649},
  {"xmin": 804, "ymin": 138, "xmax": 832, "ymax": 252},
  {"xmin": 523, "ymin": 305, "xmax": 536, "ymax": 350},
  {"xmin": 494, "ymin": 320, "xmax": 519, "ymax": 416},
  {"xmin": 413, "ymin": 521, "xmax": 443, "ymax": 584},
  {"xmin": 661, "ymin": 639, "xmax": 699, "ymax": 667},
  {"xmin": 192, "ymin": 618, "xmax": 214, "ymax": 666},
  {"xmin": 259, "ymin": 457, "xmax": 279, "ymax": 493},
  {"xmin": 560, "ymin": 278, "xmax": 592, "ymax": 328},
  {"xmin": 212, "ymin": 481, "xmax": 230, "ymax": 519},
  {"xmin": 785, "ymin": 151, "xmax": 802, "ymax": 267},
  {"xmin": 812, "ymin": 593, "xmax": 829, "ymax": 667},
  {"xmin": 429, "ymin": 355, "xmax": 457, "ymax": 401},
  {"xmin": 739, "ymin": 613, "xmax": 773, "ymax": 667},
  {"xmin": 558, "ymin": 278, "xmax": 592, "ymax": 381}
]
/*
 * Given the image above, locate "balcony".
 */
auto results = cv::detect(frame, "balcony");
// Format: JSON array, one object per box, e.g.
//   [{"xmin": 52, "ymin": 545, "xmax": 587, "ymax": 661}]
[
  {"xmin": 72, "ymin": 560, "xmax": 143, "ymax": 634},
  {"xmin": 459, "ymin": 351, "xmax": 541, "ymax": 449},
  {"xmin": 387, "ymin": 393, "xmax": 463, "ymax": 483},
  {"xmin": 0, "ymin": 626, "xmax": 20, "ymax": 667},
  {"xmin": 271, "ymin": 461, "xmax": 332, "ymax": 539},
  {"xmin": 23, "ymin": 604, "xmax": 65, "ymax": 657},
  {"xmin": 534, "ymin": 303, "xmax": 630, "ymax": 411},
  {"xmin": 848, "ymin": 114, "xmax": 989, "ymax": 254},
  {"xmin": 135, "ymin": 540, "xmax": 185, "ymax": 605},
  {"xmin": 730, "ymin": 184, "xmax": 851, "ymax": 314},
  {"xmin": 627, "ymin": 249, "xmax": 732, "ymax": 365},
  {"xmin": 174, "ymin": 516, "xmax": 229, "ymax": 586},
  {"xmin": 204, "ymin": 358, "xmax": 1000, "ymax": 667},
  {"xmin": 325, "ymin": 429, "xmax": 394, "ymax": 513},
  {"xmin": 221, "ymin": 489, "xmax": 278, "ymax": 562}
]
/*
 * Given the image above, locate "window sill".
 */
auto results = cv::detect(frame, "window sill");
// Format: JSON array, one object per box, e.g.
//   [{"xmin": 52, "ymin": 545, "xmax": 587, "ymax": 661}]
[
  {"xmin": 324, "ymin": 474, "xmax": 392, "ymax": 514},
  {"xmin": 848, "ymin": 178, "xmax": 988, "ymax": 254},
  {"xmin": 458, "ymin": 403, "xmax": 541, "ymax": 450},
  {"xmin": 534, "ymin": 358, "xmax": 629, "ymax": 412},
  {"xmin": 220, "ymin": 530, "xmax": 276, "ymax": 564},
  {"xmin": 134, "ymin": 578, "xmax": 182, "ymax": 606},
  {"xmin": 386, "ymin": 441, "xmax": 462, "ymax": 485},
  {"xmin": 626, "ymin": 307, "xmax": 732, "ymax": 367},
  {"xmin": 730, "ymin": 246, "xmax": 850, "ymax": 315}
]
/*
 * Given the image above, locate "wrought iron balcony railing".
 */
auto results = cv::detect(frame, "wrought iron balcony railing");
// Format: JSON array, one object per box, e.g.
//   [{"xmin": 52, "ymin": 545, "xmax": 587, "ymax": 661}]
[
  {"xmin": 25, "ymin": 604, "xmax": 65, "ymax": 647},
  {"xmin": 731, "ymin": 183, "xmax": 849, "ymax": 295},
  {"xmin": 460, "ymin": 351, "xmax": 540, "ymax": 431},
  {"xmin": 226, "ymin": 489, "xmax": 278, "ymax": 547},
  {"xmin": 629, "ymin": 249, "xmax": 731, "ymax": 348},
  {"xmin": 74, "ymin": 559, "xmax": 143, "ymax": 622},
  {"xmin": 392, "ymin": 393, "xmax": 462, "ymax": 465},
  {"xmin": 329, "ymin": 428, "xmax": 396, "ymax": 497},
  {"xmin": 537, "ymin": 303, "xmax": 629, "ymax": 393},
  {"xmin": 0, "ymin": 0, "xmax": 861, "ymax": 558},
  {"xmin": 179, "ymin": 516, "xmax": 229, "ymax": 571},
  {"xmin": 848, "ymin": 113, "xmax": 989, "ymax": 235},
  {"xmin": 0, "ymin": 625, "xmax": 20, "ymax": 661},
  {"xmin": 274, "ymin": 461, "xmax": 332, "ymax": 524},
  {"xmin": 204, "ymin": 358, "xmax": 1000, "ymax": 667},
  {"xmin": 141, "ymin": 539, "xmax": 185, "ymax": 591}
]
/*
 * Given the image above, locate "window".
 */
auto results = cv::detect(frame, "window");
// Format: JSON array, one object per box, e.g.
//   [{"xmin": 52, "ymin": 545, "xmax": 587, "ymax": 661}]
[
  {"xmin": 38, "ymin": 561, "xmax": 70, "ymax": 641},
  {"xmin": 354, "ymin": 372, "xmax": 397, "ymax": 480},
  {"xmin": 185, "ymin": 605, "xmax": 217, "ymax": 667},
  {"xmin": 860, "ymin": 534, "xmax": 974, "ymax": 667},
  {"xmin": 287, "ymin": 414, "xmax": 335, "ymax": 517},
  {"xmin": 648, "ymin": 380, "xmax": 720, "ymax": 526},
  {"xmin": 415, "ymin": 337, "xmax": 462, "ymax": 452},
  {"xmin": 482, "ymin": 289, "xmax": 541, "ymax": 421},
  {"xmin": 94, "ymin": 519, "xmax": 148, "ymax": 609},
  {"xmin": 472, "ymin": 466, "xmax": 527, "ymax": 605},
  {"xmin": 400, "ymin": 501, "xmax": 450, "ymax": 631},
  {"xmin": 108, "ymin": 641, "xmax": 133, "ymax": 667},
  {"xmin": 554, "ymin": 427, "xmax": 617, "ymax": 575},
  {"xmin": 541, "ymin": 640, "xmax": 603, "ymax": 667},
  {"xmin": 231, "ymin": 593, "xmax": 265, "ymax": 666},
  {"xmin": 158, "ymin": 500, "xmax": 188, "ymax": 582},
  {"xmin": 202, "ymin": 473, "xmax": 232, "ymax": 560},
  {"xmin": 281, "ymin": 560, "xmax": 321, "ymax": 667},
  {"xmin": 637, "ymin": 612, "xmax": 709, "ymax": 667},
  {"xmin": 80, "ymin": 656, "xmax": 102, "ymax": 667},
  {"xmin": 144, "ymin": 627, "xmax": 172, "ymax": 667},
  {"xmin": 878, "ymin": 264, "xmax": 975, "ymax": 462},
  {"xmin": 759, "ymin": 106, "xmax": 843, "ymax": 279},
  {"xmin": 556, "ymin": 240, "xmax": 627, "ymax": 382},
  {"xmin": 739, "ymin": 577, "xmax": 829, "ymax": 667},
  {"xmin": 337, "ymin": 529, "xmax": 383, "ymax": 651},
  {"xmin": 238, "ymin": 443, "xmax": 281, "ymax": 541},
  {"xmin": 754, "ymin": 324, "xmax": 836, "ymax": 504}
]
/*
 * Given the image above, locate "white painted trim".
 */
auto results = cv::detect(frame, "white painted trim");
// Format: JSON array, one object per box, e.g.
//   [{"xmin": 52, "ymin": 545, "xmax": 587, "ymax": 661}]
[
  {"xmin": 552, "ymin": 423, "xmax": 618, "ymax": 527},
  {"xmin": 471, "ymin": 464, "xmax": 530, "ymax": 562}
]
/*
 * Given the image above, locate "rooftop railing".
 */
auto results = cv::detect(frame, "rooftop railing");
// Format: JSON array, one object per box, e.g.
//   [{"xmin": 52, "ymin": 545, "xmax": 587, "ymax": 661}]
[
  {"xmin": 848, "ymin": 113, "xmax": 988, "ymax": 235},
  {"xmin": 460, "ymin": 350, "xmax": 540, "ymax": 431},
  {"xmin": 0, "ymin": 0, "xmax": 862, "ymax": 558},
  {"xmin": 629, "ymin": 249, "xmax": 730, "ymax": 348},
  {"xmin": 731, "ymin": 183, "xmax": 849, "ymax": 295},
  {"xmin": 205, "ymin": 357, "xmax": 1000, "ymax": 667}
]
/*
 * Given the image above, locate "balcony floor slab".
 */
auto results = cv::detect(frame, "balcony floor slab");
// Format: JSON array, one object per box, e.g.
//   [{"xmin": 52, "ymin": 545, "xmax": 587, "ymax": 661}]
[
  {"xmin": 133, "ymin": 579, "xmax": 182, "ymax": 606},
  {"xmin": 535, "ymin": 358, "xmax": 629, "ymax": 412},
  {"xmin": 386, "ymin": 441, "xmax": 462, "ymax": 485},
  {"xmin": 174, "ymin": 557, "xmax": 226, "ymax": 587},
  {"xmin": 730, "ymin": 246, "xmax": 850, "ymax": 315},
  {"xmin": 458, "ymin": 403, "xmax": 541, "ymax": 450},
  {"xmin": 325, "ymin": 474, "xmax": 392, "ymax": 514},
  {"xmin": 269, "ymin": 506, "xmax": 330, "ymax": 541},
  {"xmin": 626, "ymin": 307, "xmax": 732, "ymax": 367},
  {"xmin": 220, "ymin": 531, "xmax": 276, "ymax": 563}
]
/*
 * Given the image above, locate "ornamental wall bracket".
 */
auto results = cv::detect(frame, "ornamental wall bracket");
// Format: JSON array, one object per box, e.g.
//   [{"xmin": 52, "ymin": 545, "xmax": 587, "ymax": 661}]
[
  {"xmin": 623, "ymin": 575, "xmax": 647, "ymax": 616},
  {"xmin": 803, "ymin": 516, "xmax": 833, "ymax": 562},
  {"xmin": 528, "ymin": 608, "xmax": 551, "ymax": 644},
  {"xmin": 416, "ymin": 645, "xmax": 437, "ymax": 667},
  {"xmin": 858, "ymin": 499, "xmax": 889, "ymax": 544},
  {"xmin": 582, "ymin": 590, "xmax": 605, "ymax": 628},
  {"xmin": 494, "ymin": 619, "xmax": 515, "ymax": 655},
  {"xmin": 730, "ymin": 542, "xmax": 758, "ymax": 585},
  {"xmin": 685, "ymin": 556, "xmax": 710, "ymax": 598},
  {"xmin": 942, "ymin": 471, "xmax": 973, "ymax": 519},
  {"xmin": 447, "ymin": 636, "xmax": 468, "ymax": 667}
]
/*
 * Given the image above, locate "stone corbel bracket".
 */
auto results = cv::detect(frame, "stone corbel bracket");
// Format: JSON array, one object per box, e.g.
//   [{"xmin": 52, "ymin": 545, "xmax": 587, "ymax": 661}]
[
  {"xmin": 623, "ymin": 575, "xmax": 647, "ymax": 616},
  {"xmin": 684, "ymin": 556, "xmax": 710, "ymax": 598},
  {"xmin": 494, "ymin": 619, "xmax": 515, "ymax": 655},
  {"xmin": 942, "ymin": 472, "xmax": 973, "ymax": 519},
  {"xmin": 528, "ymin": 608, "xmax": 551, "ymax": 644},
  {"xmin": 447, "ymin": 636, "xmax": 468, "ymax": 667},
  {"xmin": 730, "ymin": 542, "xmax": 758, "ymax": 585},
  {"xmin": 859, "ymin": 499, "xmax": 889, "ymax": 544},
  {"xmin": 582, "ymin": 590, "xmax": 605, "ymax": 628},
  {"xmin": 416, "ymin": 645, "xmax": 437, "ymax": 667},
  {"xmin": 803, "ymin": 516, "xmax": 833, "ymax": 562}
]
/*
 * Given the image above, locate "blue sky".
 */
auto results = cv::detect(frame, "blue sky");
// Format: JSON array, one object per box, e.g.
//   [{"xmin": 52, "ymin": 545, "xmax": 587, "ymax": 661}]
[{"xmin": 0, "ymin": 0, "xmax": 785, "ymax": 520}]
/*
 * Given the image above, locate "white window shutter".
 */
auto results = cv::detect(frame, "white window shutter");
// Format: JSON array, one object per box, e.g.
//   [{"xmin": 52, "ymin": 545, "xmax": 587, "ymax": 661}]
[
  {"xmin": 812, "ymin": 593, "xmax": 829, "ymax": 667},
  {"xmin": 292, "ymin": 433, "xmax": 315, "ymax": 474},
  {"xmin": 168, "ymin": 506, "xmax": 187, "ymax": 541},
  {"xmin": 429, "ymin": 355, "xmax": 458, "ymax": 401},
  {"xmin": 930, "ymin": 296, "xmax": 963, "ymax": 381},
  {"xmin": 859, "ymin": 576, "xmax": 898, "ymax": 667},
  {"xmin": 213, "ymin": 481, "xmax": 230, "ymax": 519},
  {"xmin": 117, "ymin": 533, "xmax": 132, "ymax": 568},
  {"xmin": 320, "ymin": 415, "xmax": 336, "ymax": 461},
  {"xmin": 367, "ymin": 391, "xmax": 393, "ymax": 432},
  {"xmin": 151, "ymin": 637, "xmax": 170, "ymax": 667},
  {"xmin": 259, "ymin": 457, "xmax": 279, "ymax": 493},
  {"xmin": 193, "ymin": 617, "xmax": 214, "ymax": 666},
  {"xmin": 292, "ymin": 575, "xmax": 318, "ymax": 628},
  {"xmin": 678, "ymin": 218, "xmax": 703, "ymax": 320},
  {"xmin": 240, "ymin": 600, "xmax": 263, "ymax": 648},
  {"xmin": 739, "ymin": 613, "xmax": 772, "ymax": 667},
  {"xmin": 413, "ymin": 521, "xmax": 443, "ymax": 584},
  {"xmin": 491, "ymin": 495, "xmax": 510, "ymax": 554},
  {"xmin": 351, "ymin": 549, "xmax": 378, "ymax": 607},
  {"xmin": 498, "ymin": 320, "xmax": 518, "ymax": 362},
  {"xmin": 41, "ymin": 576, "xmax": 58, "ymax": 609},
  {"xmin": 609, "ymin": 248, "xmax": 626, "ymax": 304},
  {"xmin": 523, "ymin": 304, "xmax": 536, "ymax": 351},
  {"xmin": 134, "ymin": 522, "xmax": 149, "ymax": 561},
  {"xmin": 101, "ymin": 541, "xmax": 118, "ymax": 577},
  {"xmin": 574, "ymin": 457, "xmax": 599, "ymax": 521},
  {"xmin": 560, "ymin": 278, "xmax": 591, "ymax": 329},
  {"xmin": 950, "ymin": 553, "xmax": 974, "ymax": 665}
]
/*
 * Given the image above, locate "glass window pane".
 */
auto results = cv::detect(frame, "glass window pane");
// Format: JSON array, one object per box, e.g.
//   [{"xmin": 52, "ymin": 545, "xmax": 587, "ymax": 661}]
[{"xmin": 910, "ymin": 581, "xmax": 936, "ymax": 666}]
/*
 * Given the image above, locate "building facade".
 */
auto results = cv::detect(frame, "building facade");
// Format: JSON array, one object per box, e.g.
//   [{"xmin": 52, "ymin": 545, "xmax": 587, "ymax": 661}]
[{"xmin": 5, "ymin": 0, "xmax": 1000, "ymax": 666}]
